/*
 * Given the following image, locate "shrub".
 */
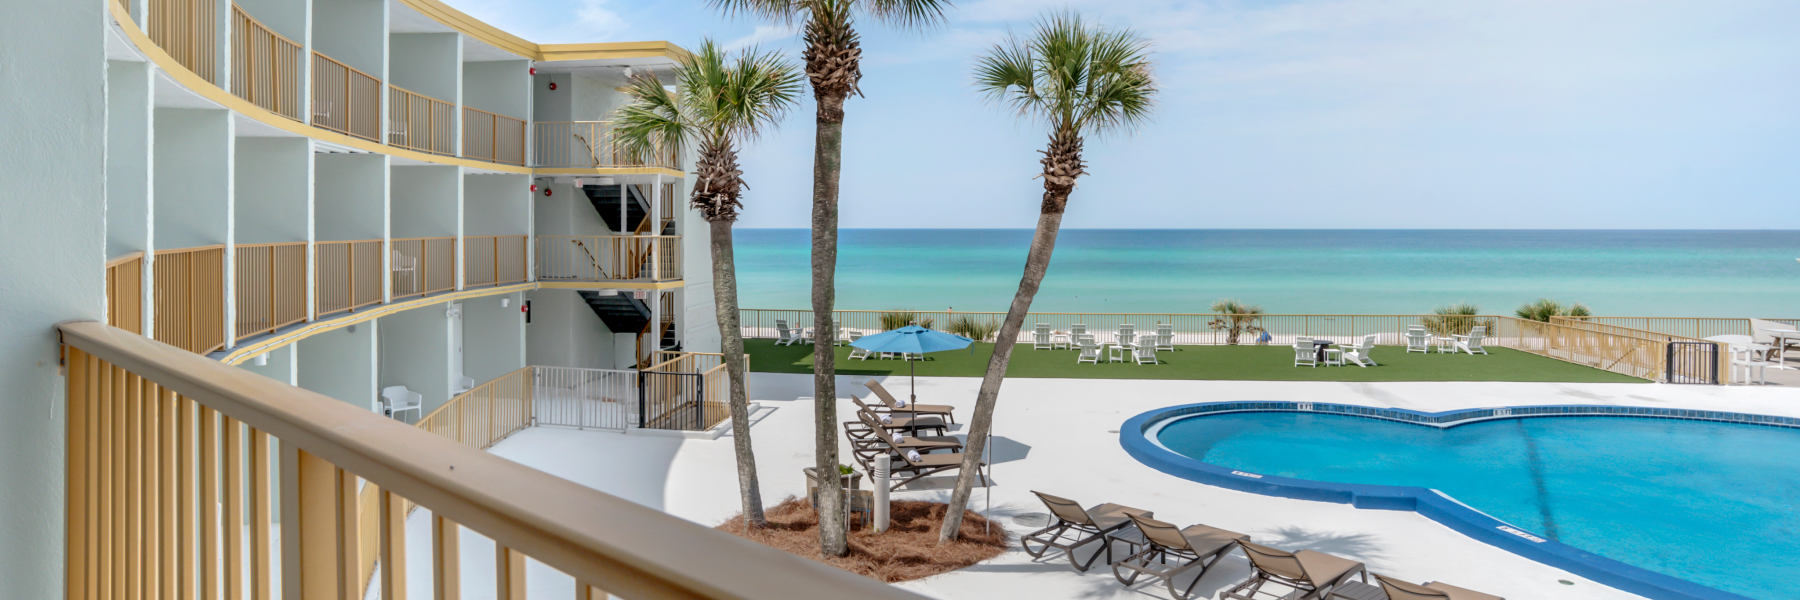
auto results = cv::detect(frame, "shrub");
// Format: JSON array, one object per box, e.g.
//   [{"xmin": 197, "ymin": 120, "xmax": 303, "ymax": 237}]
[
  {"xmin": 1422, "ymin": 302, "xmax": 1497, "ymax": 336},
  {"xmin": 1207, "ymin": 298, "xmax": 1266, "ymax": 345},
  {"xmin": 1515, "ymin": 299, "xmax": 1593, "ymax": 323},
  {"xmin": 879, "ymin": 311, "xmax": 934, "ymax": 331},
  {"xmin": 947, "ymin": 315, "xmax": 999, "ymax": 342}
]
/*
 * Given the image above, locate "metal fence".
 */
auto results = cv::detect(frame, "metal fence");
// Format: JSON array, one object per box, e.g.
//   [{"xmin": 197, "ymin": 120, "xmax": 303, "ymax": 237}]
[
  {"xmin": 388, "ymin": 84, "xmax": 456, "ymax": 155},
  {"xmin": 311, "ymin": 51, "xmax": 380, "ymax": 141},
  {"xmin": 532, "ymin": 366, "xmax": 639, "ymax": 430},
  {"xmin": 464, "ymin": 107, "xmax": 527, "ymax": 166}
]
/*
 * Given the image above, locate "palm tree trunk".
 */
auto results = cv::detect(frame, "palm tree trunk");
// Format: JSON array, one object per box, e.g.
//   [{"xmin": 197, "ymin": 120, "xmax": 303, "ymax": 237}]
[
  {"xmin": 939, "ymin": 209, "xmax": 1066, "ymax": 543},
  {"xmin": 710, "ymin": 219, "xmax": 764, "ymax": 527},
  {"xmin": 811, "ymin": 95, "xmax": 848, "ymax": 557}
]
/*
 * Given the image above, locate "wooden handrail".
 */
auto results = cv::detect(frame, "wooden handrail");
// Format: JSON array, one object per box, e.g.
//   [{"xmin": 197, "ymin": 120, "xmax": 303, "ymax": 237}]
[
  {"xmin": 106, "ymin": 251, "xmax": 146, "ymax": 269},
  {"xmin": 230, "ymin": 4, "xmax": 303, "ymax": 121},
  {"xmin": 64, "ymin": 323, "xmax": 906, "ymax": 600},
  {"xmin": 389, "ymin": 84, "xmax": 456, "ymax": 156}
]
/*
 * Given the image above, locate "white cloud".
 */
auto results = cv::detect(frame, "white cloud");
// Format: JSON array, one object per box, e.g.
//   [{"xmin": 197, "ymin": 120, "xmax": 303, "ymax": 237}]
[
  {"xmin": 574, "ymin": 0, "xmax": 628, "ymax": 34},
  {"xmin": 723, "ymin": 24, "xmax": 800, "ymax": 52}
]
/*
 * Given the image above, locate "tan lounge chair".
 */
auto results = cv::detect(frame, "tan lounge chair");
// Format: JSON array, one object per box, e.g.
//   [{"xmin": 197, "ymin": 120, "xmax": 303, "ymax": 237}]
[
  {"xmin": 865, "ymin": 379, "xmax": 957, "ymax": 423},
  {"xmin": 846, "ymin": 412, "xmax": 962, "ymax": 470},
  {"xmin": 1222, "ymin": 541, "xmax": 1367, "ymax": 600},
  {"xmin": 1021, "ymin": 491, "xmax": 1153, "ymax": 572},
  {"xmin": 1374, "ymin": 574, "xmax": 1505, "ymax": 600},
  {"xmin": 870, "ymin": 431, "xmax": 985, "ymax": 492},
  {"xmin": 850, "ymin": 395, "xmax": 947, "ymax": 435},
  {"xmin": 1113, "ymin": 513, "xmax": 1249, "ymax": 599}
]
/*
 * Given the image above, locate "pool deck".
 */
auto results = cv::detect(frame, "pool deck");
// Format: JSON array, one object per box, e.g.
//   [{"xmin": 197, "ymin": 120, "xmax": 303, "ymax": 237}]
[{"xmin": 473, "ymin": 374, "xmax": 1797, "ymax": 600}]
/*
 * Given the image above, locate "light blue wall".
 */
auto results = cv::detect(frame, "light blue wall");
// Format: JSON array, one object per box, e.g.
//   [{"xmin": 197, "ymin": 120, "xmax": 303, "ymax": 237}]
[
  {"xmin": 297, "ymin": 322, "xmax": 377, "ymax": 411},
  {"xmin": 465, "ymin": 292, "xmax": 525, "ymax": 384},
  {"xmin": 106, "ymin": 61, "xmax": 153, "ymax": 259},
  {"xmin": 234, "ymin": 0, "xmax": 307, "ymax": 43},
  {"xmin": 0, "ymin": 1, "xmax": 107, "ymax": 593},
  {"xmin": 154, "ymin": 109, "xmax": 233, "ymax": 250},
  {"xmin": 525, "ymin": 290, "xmax": 616, "ymax": 370},
  {"xmin": 531, "ymin": 73, "xmax": 571, "ymax": 123},
  {"xmin": 463, "ymin": 61, "xmax": 530, "ymax": 121},
  {"xmin": 465, "ymin": 173, "xmax": 529, "ymax": 236},
  {"xmin": 237, "ymin": 343, "xmax": 298, "ymax": 385},
  {"xmin": 311, "ymin": 0, "xmax": 385, "ymax": 75},
  {"xmin": 314, "ymin": 153, "xmax": 386, "ymax": 241},
  {"xmin": 390, "ymin": 165, "xmax": 458, "ymax": 238},
  {"xmin": 234, "ymin": 138, "xmax": 311, "ymax": 244},
  {"xmin": 533, "ymin": 182, "xmax": 613, "ymax": 236},
  {"xmin": 379, "ymin": 303, "xmax": 452, "ymax": 414},
  {"xmin": 389, "ymin": 33, "xmax": 459, "ymax": 103}
]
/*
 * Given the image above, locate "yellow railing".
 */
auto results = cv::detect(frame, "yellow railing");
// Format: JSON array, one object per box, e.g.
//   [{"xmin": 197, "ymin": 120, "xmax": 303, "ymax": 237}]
[
  {"xmin": 532, "ymin": 121, "xmax": 678, "ymax": 169},
  {"xmin": 463, "ymin": 107, "xmax": 527, "ymax": 166},
  {"xmin": 233, "ymin": 242, "xmax": 307, "ymax": 341},
  {"xmin": 148, "ymin": 0, "xmax": 218, "ymax": 84},
  {"xmin": 153, "ymin": 245, "xmax": 226, "ymax": 354},
  {"xmin": 640, "ymin": 352, "xmax": 741, "ymax": 431},
  {"xmin": 464, "ymin": 235, "xmax": 530, "ymax": 287},
  {"xmin": 388, "ymin": 85, "xmax": 455, "ymax": 156},
  {"xmin": 311, "ymin": 51, "xmax": 381, "ymax": 141},
  {"xmin": 229, "ymin": 4, "xmax": 302, "ymax": 121},
  {"xmin": 1549, "ymin": 316, "xmax": 1800, "ymax": 340},
  {"xmin": 418, "ymin": 366, "xmax": 535, "ymax": 450},
  {"xmin": 315, "ymin": 239, "xmax": 383, "ymax": 316},
  {"xmin": 535, "ymin": 235, "xmax": 681, "ymax": 283},
  {"xmin": 60, "ymin": 321, "xmax": 916, "ymax": 600},
  {"xmin": 107, "ymin": 253, "xmax": 145, "ymax": 336},
  {"xmin": 389, "ymin": 237, "xmax": 456, "ymax": 300}
]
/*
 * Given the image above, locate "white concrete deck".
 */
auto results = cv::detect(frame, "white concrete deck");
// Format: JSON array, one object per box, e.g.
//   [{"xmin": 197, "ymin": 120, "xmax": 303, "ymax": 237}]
[{"xmin": 406, "ymin": 373, "xmax": 1800, "ymax": 600}]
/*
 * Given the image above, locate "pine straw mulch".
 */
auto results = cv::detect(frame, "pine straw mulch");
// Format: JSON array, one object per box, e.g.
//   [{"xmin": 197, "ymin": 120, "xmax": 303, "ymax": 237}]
[{"xmin": 716, "ymin": 496, "xmax": 1010, "ymax": 583}]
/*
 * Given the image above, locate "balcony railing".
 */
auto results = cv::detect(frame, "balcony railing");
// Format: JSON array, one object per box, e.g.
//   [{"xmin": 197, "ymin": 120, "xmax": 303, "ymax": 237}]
[
  {"xmin": 315, "ymin": 239, "xmax": 383, "ymax": 316},
  {"xmin": 106, "ymin": 252, "xmax": 145, "ymax": 336},
  {"xmin": 311, "ymin": 51, "xmax": 381, "ymax": 141},
  {"xmin": 389, "ymin": 236, "xmax": 456, "ymax": 300},
  {"xmin": 535, "ymin": 235, "xmax": 681, "ymax": 283},
  {"xmin": 464, "ymin": 107, "xmax": 527, "ymax": 166},
  {"xmin": 533, "ymin": 122, "xmax": 678, "ymax": 169},
  {"xmin": 388, "ymin": 85, "xmax": 455, "ymax": 156},
  {"xmin": 229, "ymin": 4, "xmax": 302, "ymax": 121},
  {"xmin": 148, "ymin": 0, "xmax": 218, "ymax": 83},
  {"xmin": 60, "ymin": 321, "xmax": 918, "ymax": 600},
  {"xmin": 233, "ymin": 242, "xmax": 307, "ymax": 341},
  {"xmin": 153, "ymin": 245, "xmax": 226, "ymax": 354},
  {"xmin": 463, "ymin": 235, "xmax": 530, "ymax": 287}
]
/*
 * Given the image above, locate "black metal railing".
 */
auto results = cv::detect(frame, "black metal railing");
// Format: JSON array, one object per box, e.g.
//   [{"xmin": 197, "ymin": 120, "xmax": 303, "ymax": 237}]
[
  {"xmin": 1666, "ymin": 341, "xmax": 1720, "ymax": 384},
  {"xmin": 637, "ymin": 370, "xmax": 707, "ymax": 430}
]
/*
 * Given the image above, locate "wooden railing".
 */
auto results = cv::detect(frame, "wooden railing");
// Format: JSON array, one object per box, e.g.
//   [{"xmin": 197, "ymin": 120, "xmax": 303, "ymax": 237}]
[
  {"xmin": 418, "ymin": 366, "xmax": 534, "ymax": 450},
  {"xmin": 388, "ymin": 85, "xmax": 455, "ymax": 155},
  {"xmin": 310, "ymin": 52, "xmax": 380, "ymax": 141},
  {"xmin": 233, "ymin": 242, "xmax": 307, "ymax": 341},
  {"xmin": 148, "ymin": 0, "xmax": 218, "ymax": 83},
  {"xmin": 738, "ymin": 309, "xmax": 1728, "ymax": 384},
  {"xmin": 641, "ymin": 352, "xmax": 738, "ymax": 431},
  {"xmin": 153, "ymin": 246, "xmax": 226, "ymax": 354},
  {"xmin": 229, "ymin": 4, "xmax": 302, "ymax": 121},
  {"xmin": 463, "ymin": 107, "xmax": 527, "ymax": 166},
  {"xmin": 106, "ymin": 253, "xmax": 145, "ymax": 336},
  {"xmin": 464, "ymin": 235, "xmax": 530, "ymax": 287},
  {"xmin": 1548, "ymin": 316, "xmax": 1800, "ymax": 340},
  {"xmin": 532, "ymin": 122, "xmax": 678, "ymax": 169},
  {"xmin": 60, "ymin": 321, "xmax": 915, "ymax": 600},
  {"xmin": 315, "ymin": 239, "xmax": 383, "ymax": 316},
  {"xmin": 535, "ymin": 235, "xmax": 681, "ymax": 283},
  {"xmin": 389, "ymin": 237, "xmax": 456, "ymax": 300}
]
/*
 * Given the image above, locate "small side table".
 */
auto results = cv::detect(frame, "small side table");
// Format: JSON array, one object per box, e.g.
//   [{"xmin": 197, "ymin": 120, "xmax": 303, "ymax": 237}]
[
  {"xmin": 1106, "ymin": 344, "xmax": 1127, "ymax": 363},
  {"xmin": 1103, "ymin": 523, "xmax": 1147, "ymax": 570},
  {"xmin": 1435, "ymin": 336, "xmax": 1457, "ymax": 354}
]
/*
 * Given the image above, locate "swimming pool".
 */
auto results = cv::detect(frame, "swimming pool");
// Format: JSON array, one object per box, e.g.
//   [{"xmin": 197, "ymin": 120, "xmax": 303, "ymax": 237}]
[{"xmin": 1129, "ymin": 406, "xmax": 1800, "ymax": 600}]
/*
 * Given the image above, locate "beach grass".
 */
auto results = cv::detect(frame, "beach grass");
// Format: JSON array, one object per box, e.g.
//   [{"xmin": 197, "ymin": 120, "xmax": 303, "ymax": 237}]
[{"xmin": 743, "ymin": 339, "xmax": 1646, "ymax": 383}]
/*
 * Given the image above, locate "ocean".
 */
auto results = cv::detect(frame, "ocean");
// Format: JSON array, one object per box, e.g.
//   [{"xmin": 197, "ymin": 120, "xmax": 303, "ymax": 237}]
[{"xmin": 730, "ymin": 229, "xmax": 1799, "ymax": 317}]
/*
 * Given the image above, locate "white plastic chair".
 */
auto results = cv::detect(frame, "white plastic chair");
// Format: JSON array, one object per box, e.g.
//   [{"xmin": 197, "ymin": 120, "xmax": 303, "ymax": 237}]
[
  {"xmin": 1341, "ymin": 334, "xmax": 1379, "ymax": 367},
  {"xmin": 774, "ymin": 324, "xmax": 807, "ymax": 346},
  {"xmin": 452, "ymin": 376, "xmax": 474, "ymax": 393},
  {"xmin": 381, "ymin": 386, "xmax": 423, "ymax": 421},
  {"xmin": 1133, "ymin": 337, "xmax": 1158, "ymax": 365},
  {"xmin": 1294, "ymin": 337, "xmax": 1317, "ymax": 368},
  {"xmin": 1453, "ymin": 326, "xmax": 1489, "ymax": 355},
  {"xmin": 1034, "ymin": 323, "xmax": 1054, "ymax": 350},
  {"xmin": 1070, "ymin": 324, "xmax": 1088, "ymax": 338},
  {"xmin": 1405, "ymin": 326, "xmax": 1431, "ymax": 354},
  {"xmin": 848, "ymin": 345, "xmax": 872, "ymax": 361},
  {"xmin": 391, "ymin": 249, "xmax": 419, "ymax": 295},
  {"xmin": 1155, "ymin": 325, "xmax": 1175, "ymax": 351},
  {"xmin": 1077, "ymin": 342, "xmax": 1100, "ymax": 364}
]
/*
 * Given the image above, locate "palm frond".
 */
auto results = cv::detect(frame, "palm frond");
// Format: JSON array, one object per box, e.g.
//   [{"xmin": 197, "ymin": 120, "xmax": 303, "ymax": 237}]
[
  {"xmin": 865, "ymin": 0, "xmax": 951, "ymax": 29},
  {"xmin": 709, "ymin": 0, "xmax": 803, "ymax": 24},
  {"xmin": 612, "ymin": 71, "xmax": 688, "ymax": 161},
  {"xmin": 972, "ymin": 11, "xmax": 1157, "ymax": 138}
]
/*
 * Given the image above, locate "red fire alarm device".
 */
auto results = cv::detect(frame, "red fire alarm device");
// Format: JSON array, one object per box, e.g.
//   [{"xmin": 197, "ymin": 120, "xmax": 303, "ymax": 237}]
[
  {"xmin": 529, "ymin": 184, "xmax": 538, "ymax": 193},
  {"xmin": 548, "ymin": 82, "xmax": 558, "ymax": 91},
  {"xmin": 529, "ymin": 67, "xmax": 537, "ymax": 76},
  {"xmin": 544, "ymin": 188, "xmax": 553, "ymax": 196}
]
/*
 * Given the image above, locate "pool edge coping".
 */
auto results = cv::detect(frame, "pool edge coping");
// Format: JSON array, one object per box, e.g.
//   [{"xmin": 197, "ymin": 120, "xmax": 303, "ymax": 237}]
[{"xmin": 1118, "ymin": 402, "xmax": 1769, "ymax": 600}]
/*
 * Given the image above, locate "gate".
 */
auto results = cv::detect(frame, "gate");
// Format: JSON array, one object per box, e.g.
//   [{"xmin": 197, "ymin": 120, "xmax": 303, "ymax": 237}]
[
  {"xmin": 638, "ymin": 370, "xmax": 707, "ymax": 430},
  {"xmin": 1666, "ymin": 341, "xmax": 1720, "ymax": 384}
]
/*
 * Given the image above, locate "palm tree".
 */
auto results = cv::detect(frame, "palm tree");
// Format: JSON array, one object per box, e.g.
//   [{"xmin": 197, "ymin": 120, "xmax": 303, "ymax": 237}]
[
  {"xmin": 939, "ymin": 13, "xmax": 1156, "ymax": 544},
  {"xmin": 613, "ymin": 39, "xmax": 804, "ymax": 529},
  {"xmin": 1207, "ymin": 298, "xmax": 1266, "ymax": 345},
  {"xmin": 709, "ymin": 0, "xmax": 948, "ymax": 557}
]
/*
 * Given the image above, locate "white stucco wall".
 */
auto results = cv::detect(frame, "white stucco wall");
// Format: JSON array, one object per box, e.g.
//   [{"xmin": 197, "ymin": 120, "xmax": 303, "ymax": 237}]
[
  {"xmin": 154, "ymin": 109, "xmax": 233, "ymax": 250},
  {"xmin": 106, "ymin": 60, "xmax": 153, "ymax": 259},
  {"xmin": 378, "ymin": 303, "xmax": 453, "ymax": 414},
  {"xmin": 389, "ymin": 33, "xmax": 459, "ymax": 103},
  {"xmin": 297, "ymin": 321, "xmax": 378, "ymax": 411},
  {"xmin": 464, "ymin": 292, "xmax": 526, "ymax": 385},
  {"xmin": 570, "ymin": 71, "xmax": 627, "ymax": 121},
  {"xmin": 525, "ymin": 290, "xmax": 617, "ymax": 370},
  {"xmin": 390, "ymin": 165, "xmax": 458, "ymax": 238},
  {"xmin": 532, "ymin": 182, "xmax": 614, "ymax": 236},
  {"xmin": 0, "ymin": 2, "xmax": 107, "ymax": 595},
  {"xmin": 236, "ymin": 343, "xmax": 298, "ymax": 385},
  {"xmin": 463, "ymin": 60, "xmax": 530, "ymax": 121},
  {"xmin": 234, "ymin": 137, "xmax": 311, "ymax": 243},
  {"xmin": 531, "ymin": 73, "xmax": 572, "ymax": 123},
  {"xmin": 311, "ymin": 0, "xmax": 385, "ymax": 76},
  {"xmin": 233, "ymin": 0, "xmax": 308, "ymax": 43},
  {"xmin": 314, "ymin": 153, "xmax": 387, "ymax": 241},
  {"xmin": 465, "ymin": 173, "xmax": 529, "ymax": 236}
]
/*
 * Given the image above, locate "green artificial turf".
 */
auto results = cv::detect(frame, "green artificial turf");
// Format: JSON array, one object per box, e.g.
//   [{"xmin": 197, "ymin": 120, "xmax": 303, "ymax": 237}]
[{"xmin": 742, "ymin": 339, "xmax": 1647, "ymax": 383}]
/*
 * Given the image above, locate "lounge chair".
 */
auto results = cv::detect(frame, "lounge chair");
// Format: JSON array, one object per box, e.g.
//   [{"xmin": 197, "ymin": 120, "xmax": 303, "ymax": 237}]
[
  {"xmin": 1341, "ymin": 334, "xmax": 1378, "ymax": 367},
  {"xmin": 848, "ymin": 345, "xmax": 872, "ymax": 360},
  {"xmin": 1116, "ymin": 324, "xmax": 1135, "ymax": 346},
  {"xmin": 1134, "ymin": 335, "xmax": 1159, "ymax": 365},
  {"xmin": 1021, "ymin": 491, "xmax": 1153, "ymax": 572},
  {"xmin": 850, "ymin": 395, "xmax": 947, "ymax": 435},
  {"xmin": 1156, "ymin": 324, "xmax": 1175, "ymax": 351},
  {"xmin": 1405, "ymin": 326, "xmax": 1431, "ymax": 354},
  {"xmin": 774, "ymin": 323, "xmax": 809, "ymax": 346},
  {"xmin": 871, "ymin": 432, "xmax": 985, "ymax": 491},
  {"xmin": 1112, "ymin": 513, "xmax": 1249, "ymax": 600},
  {"xmin": 1452, "ymin": 326, "xmax": 1489, "ymax": 355},
  {"xmin": 1035, "ymin": 323, "xmax": 1056, "ymax": 350},
  {"xmin": 846, "ymin": 412, "xmax": 962, "ymax": 468},
  {"xmin": 1294, "ymin": 337, "xmax": 1317, "ymax": 368},
  {"xmin": 1374, "ymin": 574, "xmax": 1505, "ymax": 600},
  {"xmin": 865, "ymin": 380, "xmax": 956, "ymax": 424},
  {"xmin": 1222, "ymin": 541, "xmax": 1368, "ymax": 600},
  {"xmin": 1071, "ymin": 324, "xmax": 1088, "ymax": 338},
  {"xmin": 1077, "ymin": 341, "xmax": 1101, "ymax": 364}
]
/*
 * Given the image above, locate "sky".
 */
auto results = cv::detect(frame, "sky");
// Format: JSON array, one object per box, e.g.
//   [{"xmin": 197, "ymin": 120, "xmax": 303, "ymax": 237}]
[{"xmin": 453, "ymin": 0, "xmax": 1800, "ymax": 229}]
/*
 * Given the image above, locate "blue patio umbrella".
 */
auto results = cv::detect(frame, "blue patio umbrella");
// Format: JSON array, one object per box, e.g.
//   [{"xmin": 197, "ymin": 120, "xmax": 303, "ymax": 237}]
[{"xmin": 850, "ymin": 325, "xmax": 972, "ymax": 407}]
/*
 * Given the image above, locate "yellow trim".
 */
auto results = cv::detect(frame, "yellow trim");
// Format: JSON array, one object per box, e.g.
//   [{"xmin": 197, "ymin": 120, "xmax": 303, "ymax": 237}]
[
  {"xmin": 220, "ymin": 280, "xmax": 685, "ymax": 365},
  {"xmin": 533, "ymin": 167, "xmax": 687, "ymax": 178},
  {"xmin": 393, "ymin": 0, "xmax": 538, "ymax": 60},
  {"xmin": 537, "ymin": 41, "xmax": 692, "ymax": 63}
]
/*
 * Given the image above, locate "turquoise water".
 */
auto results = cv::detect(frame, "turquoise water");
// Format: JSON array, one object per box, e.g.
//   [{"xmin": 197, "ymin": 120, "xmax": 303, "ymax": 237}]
[
  {"xmin": 733, "ymin": 229, "xmax": 1800, "ymax": 316},
  {"xmin": 1156, "ymin": 413, "xmax": 1800, "ymax": 599}
]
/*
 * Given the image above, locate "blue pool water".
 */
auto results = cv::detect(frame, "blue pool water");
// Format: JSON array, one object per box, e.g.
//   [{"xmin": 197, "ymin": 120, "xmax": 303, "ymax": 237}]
[{"xmin": 1155, "ymin": 413, "xmax": 1800, "ymax": 599}]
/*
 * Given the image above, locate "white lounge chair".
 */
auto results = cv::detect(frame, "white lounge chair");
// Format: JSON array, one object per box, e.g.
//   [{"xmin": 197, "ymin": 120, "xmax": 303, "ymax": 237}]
[
  {"xmin": 1294, "ymin": 337, "xmax": 1317, "ymax": 368},
  {"xmin": 1116, "ymin": 324, "xmax": 1135, "ymax": 346},
  {"xmin": 849, "ymin": 345, "xmax": 872, "ymax": 361},
  {"xmin": 1341, "ymin": 334, "xmax": 1378, "ymax": 367},
  {"xmin": 1071, "ymin": 324, "xmax": 1088, "ymax": 338},
  {"xmin": 1077, "ymin": 341, "xmax": 1100, "ymax": 364},
  {"xmin": 1035, "ymin": 323, "xmax": 1055, "ymax": 350},
  {"xmin": 774, "ymin": 324, "xmax": 809, "ymax": 346},
  {"xmin": 1405, "ymin": 326, "xmax": 1431, "ymax": 354},
  {"xmin": 381, "ymin": 386, "xmax": 423, "ymax": 421},
  {"xmin": 1155, "ymin": 325, "xmax": 1175, "ymax": 352},
  {"xmin": 1134, "ymin": 337, "xmax": 1158, "ymax": 365},
  {"xmin": 1453, "ymin": 326, "xmax": 1489, "ymax": 355}
]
